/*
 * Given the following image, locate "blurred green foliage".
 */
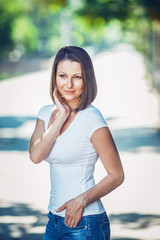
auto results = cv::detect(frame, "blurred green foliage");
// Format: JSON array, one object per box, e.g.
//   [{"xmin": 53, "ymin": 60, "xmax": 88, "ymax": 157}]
[
  {"xmin": 0, "ymin": 0, "xmax": 160, "ymax": 60},
  {"xmin": 0, "ymin": 0, "xmax": 63, "ymax": 58}
]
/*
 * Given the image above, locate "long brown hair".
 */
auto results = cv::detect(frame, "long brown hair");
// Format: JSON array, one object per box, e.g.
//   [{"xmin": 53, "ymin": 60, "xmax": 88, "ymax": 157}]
[{"xmin": 50, "ymin": 46, "xmax": 97, "ymax": 112}]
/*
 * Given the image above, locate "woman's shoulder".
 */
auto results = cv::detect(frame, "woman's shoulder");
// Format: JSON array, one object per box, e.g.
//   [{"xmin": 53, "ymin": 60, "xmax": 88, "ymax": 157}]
[
  {"xmin": 83, "ymin": 104, "xmax": 102, "ymax": 116},
  {"xmin": 81, "ymin": 104, "xmax": 107, "ymax": 138},
  {"xmin": 85, "ymin": 104, "xmax": 106, "ymax": 122},
  {"xmin": 80, "ymin": 104, "xmax": 106, "ymax": 123}
]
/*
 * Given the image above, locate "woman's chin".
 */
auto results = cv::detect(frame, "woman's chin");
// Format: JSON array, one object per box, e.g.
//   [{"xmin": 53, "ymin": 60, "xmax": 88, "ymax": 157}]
[
  {"xmin": 63, "ymin": 94, "xmax": 77, "ymax": 101},
  {"xmin": 64, "ymin": 96, "xmax": 81, "ymax": 106}
]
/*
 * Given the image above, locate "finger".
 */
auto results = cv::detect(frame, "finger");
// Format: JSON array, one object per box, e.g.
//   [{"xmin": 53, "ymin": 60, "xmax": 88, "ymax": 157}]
[
  {"xmin": 65, "ymin": 216, "xmax": 72, "ymax": 227},
  {"xmin": 53, "ymin": 87, "xmax": 57, "ymax": 96},
  {"xmin": 55, "ymin": 90, "xmax": 63, "ymax": 103},
  {"xmin": 74, "ymin": 216, "xmax": 82, "ymax": 227},
  {"xmin": 53, "ymin": 89, "xmax": 57, "ymax": 101},
  {"xmin": 70, "ymin": 219, "xmax": 76, "ymax": 227},
  {"xmin": 63, "ymin": 102, "xmax": 70, "ymax": 111},
  {"xmin": 53, "ymin": 91, "xmax": 62, "ymax": 105},
  {"xmin": 64, "ymin": 215, "xmax": 69, "ymax": 226},
  {"xmin": 53, "ymin": 87, "xmax": 60, "ymax": 97},
  {"xmin": 56, "ymin": 203, "xmax": 66, "ymax": 212}
]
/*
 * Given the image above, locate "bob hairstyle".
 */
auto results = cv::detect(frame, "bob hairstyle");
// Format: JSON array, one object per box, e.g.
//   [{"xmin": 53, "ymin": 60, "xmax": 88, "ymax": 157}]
[{"xmin": 50, "ymin": 46, "xmax": 97, "ymax": 112}]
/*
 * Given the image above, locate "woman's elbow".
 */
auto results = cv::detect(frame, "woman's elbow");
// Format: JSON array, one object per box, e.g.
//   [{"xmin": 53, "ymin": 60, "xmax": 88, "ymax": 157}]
[
  {"xmin": 29, "ymin": 149, "xmax": 42, "ymax": 164},
  {"xmin": 117, "ymin": 171, "xmax": 125, "ymax": 186}
]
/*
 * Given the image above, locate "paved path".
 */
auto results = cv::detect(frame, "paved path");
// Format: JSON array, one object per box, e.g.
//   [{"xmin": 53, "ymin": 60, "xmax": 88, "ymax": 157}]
[{"xmin": 0, "ymin": 44, "xmax": 160, "ymax": 240}]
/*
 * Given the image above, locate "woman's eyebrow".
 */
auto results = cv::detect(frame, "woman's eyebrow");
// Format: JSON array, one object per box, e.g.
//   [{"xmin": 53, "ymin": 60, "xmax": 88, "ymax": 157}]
[
  {"xmin": 57, "ymin": 71, "xmax": 66, "ymax": 74},
  {"xmin": 73, "ymin": 73, "xmax": 82, "ymax": 75},
  {"xmin": 57, "ymin": 71, "xmax": 81, "ymax": 75}
]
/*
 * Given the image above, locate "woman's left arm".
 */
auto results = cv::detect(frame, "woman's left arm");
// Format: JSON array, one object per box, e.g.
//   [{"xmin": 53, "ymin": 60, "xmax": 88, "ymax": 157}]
[
  {"xmin": 56, "ymin": 127, "xmax": 124, "ymax": 227},
  {"xmin": 82, "ymin": 127, "xmax": 124, "ymax": 204}
]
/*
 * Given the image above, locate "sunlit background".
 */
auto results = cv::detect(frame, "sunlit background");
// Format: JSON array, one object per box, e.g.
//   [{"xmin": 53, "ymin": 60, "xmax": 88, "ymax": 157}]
[{"xmin": 0, "ymin": 0, "xmax": 160, "ymax": 239}]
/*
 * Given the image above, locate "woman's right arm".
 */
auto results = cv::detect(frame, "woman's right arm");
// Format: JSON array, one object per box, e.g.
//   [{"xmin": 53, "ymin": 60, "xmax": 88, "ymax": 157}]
[
  {"xmin": 29, "ymin": 112, "xmax": 67, "ymax": 164},
  {"xmin": 29, "ymin": 87, "xmax": 70, "ymax": 164}
]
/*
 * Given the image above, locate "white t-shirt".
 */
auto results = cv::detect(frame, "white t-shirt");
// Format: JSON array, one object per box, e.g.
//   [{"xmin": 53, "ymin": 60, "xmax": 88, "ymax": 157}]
[{"xmin": 37, "ymin": 104, "xmax": 108, "ymax": 217}]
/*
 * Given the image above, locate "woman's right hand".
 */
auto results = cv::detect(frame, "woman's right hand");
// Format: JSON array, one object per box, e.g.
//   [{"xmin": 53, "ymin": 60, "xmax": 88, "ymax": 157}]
[{"xmin": 53, "ymin": 87, "xmax": 71, "ymax": 119}]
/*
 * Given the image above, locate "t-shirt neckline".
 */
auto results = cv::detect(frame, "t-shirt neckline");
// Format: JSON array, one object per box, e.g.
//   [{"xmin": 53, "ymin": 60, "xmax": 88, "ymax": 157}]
[
  {"xmin": 56, "ymin": 104, "xmax": 92, "ymax": 140},
  {"xmin": 56, "ymin": 110, "xmax": 80, "ymax": 140}
]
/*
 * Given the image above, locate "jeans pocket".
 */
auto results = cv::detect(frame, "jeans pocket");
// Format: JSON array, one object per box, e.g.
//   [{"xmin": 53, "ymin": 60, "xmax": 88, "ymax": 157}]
[
  {"xmin": 99, "ymin": 218, "xmax": 110, "ymax": 240},
  {"xmin": 63, "ymin": 218, "xmax": 87, "ymax": 229}
]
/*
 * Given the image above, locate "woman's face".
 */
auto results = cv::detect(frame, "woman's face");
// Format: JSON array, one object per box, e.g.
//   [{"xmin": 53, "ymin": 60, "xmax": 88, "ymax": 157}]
[{"xmin": 56, "ymin": 60, "xmax": 83, "ymax": 107}]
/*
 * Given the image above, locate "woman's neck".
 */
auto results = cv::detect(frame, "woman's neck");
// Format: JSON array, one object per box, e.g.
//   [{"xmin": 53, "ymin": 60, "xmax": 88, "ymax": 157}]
[{"xmin": 66, "ymin": 98, "xmax": 80, "ymax": 113}]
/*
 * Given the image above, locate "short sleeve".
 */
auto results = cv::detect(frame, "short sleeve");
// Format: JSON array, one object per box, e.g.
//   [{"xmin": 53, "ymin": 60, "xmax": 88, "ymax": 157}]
[
  {"xmin": 37, "ymin": 105, "xmax": 47, "ymax": 121},
  {"xmin": 85, "ymin": 107, "xmax": 108, "ymax": 139}
]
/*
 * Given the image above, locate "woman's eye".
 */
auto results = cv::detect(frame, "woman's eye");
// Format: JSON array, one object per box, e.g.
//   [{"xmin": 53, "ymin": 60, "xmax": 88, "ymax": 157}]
[
  {"xmin": 74, "ymin": 76, "xmax": 82, "ymax": 80},
  {"xmin": 60, "ymin": 74, "xmax": 66, "ymax": 78}
]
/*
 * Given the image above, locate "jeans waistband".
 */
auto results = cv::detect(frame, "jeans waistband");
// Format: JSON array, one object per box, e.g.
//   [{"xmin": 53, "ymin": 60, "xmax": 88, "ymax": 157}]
[{"xmin": 49, "ymin": 211, "xmax": 107, "ymax": 220}]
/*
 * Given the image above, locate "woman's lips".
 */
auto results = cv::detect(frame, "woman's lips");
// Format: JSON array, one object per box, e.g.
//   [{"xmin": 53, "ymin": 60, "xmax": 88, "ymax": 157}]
[{"xmin": 64, "ymin": 90, "xmax": 75, "ymax": 94}]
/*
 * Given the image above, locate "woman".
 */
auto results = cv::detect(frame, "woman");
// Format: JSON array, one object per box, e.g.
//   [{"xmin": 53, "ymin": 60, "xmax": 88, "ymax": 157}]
[{"xmin": 29, "ymin": 46, "xmax": 124, "ymax": 240}]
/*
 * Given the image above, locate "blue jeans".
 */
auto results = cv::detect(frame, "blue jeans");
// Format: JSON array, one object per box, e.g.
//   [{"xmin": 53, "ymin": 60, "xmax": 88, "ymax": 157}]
[{"xmin": 43, "ymin": 211, "xmax": 110, "ymax": 240}]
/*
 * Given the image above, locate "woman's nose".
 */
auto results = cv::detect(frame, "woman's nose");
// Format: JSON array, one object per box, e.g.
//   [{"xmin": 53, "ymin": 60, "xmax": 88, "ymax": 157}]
[{"xmin": 67, "ymin": 77, "xmax": 73, "ymax": 88}]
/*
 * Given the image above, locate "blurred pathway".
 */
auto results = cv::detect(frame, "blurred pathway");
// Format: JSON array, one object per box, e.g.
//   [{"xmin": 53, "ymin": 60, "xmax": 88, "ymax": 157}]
[{"xmin": 0, "ymin": 44, "xmax": 160, "ymax": 240}]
